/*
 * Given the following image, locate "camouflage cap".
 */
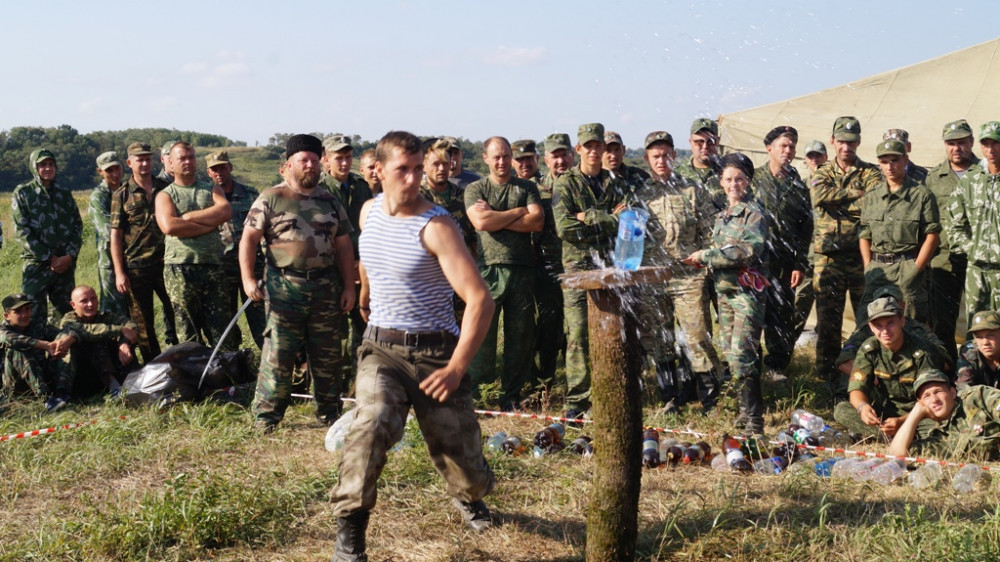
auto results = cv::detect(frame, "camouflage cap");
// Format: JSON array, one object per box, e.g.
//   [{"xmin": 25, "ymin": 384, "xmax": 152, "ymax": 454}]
[
  {"xmin": 867, "ymin": 296, "xmax": 904, "ymax": 322},
  {"xmin": 872, "ymin": 284, "xmax": 904, "ymax": 302},
  {"xmin": 876, "ymin": 139, "xmax": 907, "ymax": 158},
  {"xmin": 2, "ymin": 293, "xmax": 33, "ymax": 312},
  {"xmin": 512, "ymin": 139, "xmax": 537, "ymax": 158},
  {"xmin": 577, "ymin": 123, "xmax": 605, "ymax": 145},
  {"xmin": 644, "ymin": 131, "xmax": 674, "ymax": 149},
  {"xmin": 161, "ymin": 140, "xmax": 180, "ymax": 156},
  {"xmin": 968, "ymin": 310, "xmax": 1000, "ymax": 333},
  {"xmin": 544, "ymin": 133, "xmax": 572, "ymax": 154},
  {"xmin": 979, "ymin": 121, "xmax": 1000, "ymax": 143},
  {"xmin": 96, "ymin": 151, "xmax": 121, "ymax": 171},
  {"xmin": 205, "ymin": 151, "xmax": 231, "ymax": 168},
  {"xmin": 127, "ymin": 142, "xmax": 153, "ymax": 156},
  {"xmin": 604, "ymin": 131, "xmax": 624, "ymax": 146},
  {"xmin": 442, "ymin": 136, "xmax": 462, "ymax": 153},
  {"xmin": 832, "ymin": 116, "xmax": 861, "ymax": 142},
  {"xmin": 913, "ymin": 369, "xmax": 953, "ymax": 396},
  {"xmin": 690, "ymin": 118, "xmax": 718, "ymax": 137},
  {"xmin": 942, "ymin": 119, "xmax": 973, "ymax": 141},
  {"xmin": 883, "ymin": 129, "xmax": 909, "ymax": 143},
  {"xmin": 33, "ymin": 148, "xmax": 56, "ymax": 165},
  {"xmin": 323, "ymin": 134, "xmax": 352, "ymax": 153},
  {"xmin": 804, "ymin": 140, "xmax": 827, "ymax": 156}
]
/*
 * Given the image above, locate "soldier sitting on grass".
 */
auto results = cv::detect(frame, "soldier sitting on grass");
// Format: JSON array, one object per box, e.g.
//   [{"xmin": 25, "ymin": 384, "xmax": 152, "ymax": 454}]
[
  {"xmin": 0, "ymin": 293, "xmax": 78, "ymax": 412},
  {"xmin": 956, "ymin": 310, "xmax": 1000, "ymax": 389},
  {"xmin": 59, "ymin": 285, "xmax": 139, "ymax": 398}
]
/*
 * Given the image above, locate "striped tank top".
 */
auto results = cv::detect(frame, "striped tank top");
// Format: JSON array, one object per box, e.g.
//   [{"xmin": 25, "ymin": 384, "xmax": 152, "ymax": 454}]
[{"xmin": 360, "ymin": 194, "xmax": 460, "ymax": 335}]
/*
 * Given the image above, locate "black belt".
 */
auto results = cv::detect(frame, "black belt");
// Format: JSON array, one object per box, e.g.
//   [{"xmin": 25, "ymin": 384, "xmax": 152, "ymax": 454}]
[
  {"xmin": 871, "ymin": 251, "xmax": 917, "ymax": 265},
  {"xmin": 364, "ymin": 325, "xmax": 455, "ymax": 348},
  {"xmin": 275, "ymin": 267, "xmax": 333, "ymax": 280}
]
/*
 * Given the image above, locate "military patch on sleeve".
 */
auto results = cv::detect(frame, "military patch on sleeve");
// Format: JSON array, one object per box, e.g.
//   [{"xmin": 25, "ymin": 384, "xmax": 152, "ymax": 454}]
[
  {"xmin": 852, "ymin": 370, "xmax": 866, "ymax": 381},
  {"xmin": 863, "ymin": 343, "xmax": 873, "ymax": 351}
]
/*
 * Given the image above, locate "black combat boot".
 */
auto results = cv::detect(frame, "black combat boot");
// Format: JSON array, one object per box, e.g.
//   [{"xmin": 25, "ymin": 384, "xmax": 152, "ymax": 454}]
[{"xmin": 333, "ymin": 510, "xmax": 370, "ymax": 562}]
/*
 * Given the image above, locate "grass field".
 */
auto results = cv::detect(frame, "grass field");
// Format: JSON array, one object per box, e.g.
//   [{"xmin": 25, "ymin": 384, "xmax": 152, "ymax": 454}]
[{"xmin": 1, "ymin": 191, "xmax": 1000, "ymax": 561}]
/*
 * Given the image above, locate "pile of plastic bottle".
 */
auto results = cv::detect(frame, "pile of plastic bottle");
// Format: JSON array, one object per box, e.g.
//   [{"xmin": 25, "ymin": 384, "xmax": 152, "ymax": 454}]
[{"xmin": 485, "ymin": 423, "xmax": 595, "ymax": 458}]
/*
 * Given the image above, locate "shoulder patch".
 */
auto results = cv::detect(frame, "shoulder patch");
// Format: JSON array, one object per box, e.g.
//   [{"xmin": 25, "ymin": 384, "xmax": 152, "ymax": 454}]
[
  {"xmin": 851, "ymin": 370, "xmax": 866, "ymax": 382},
  {"xmin": 863, "ymin": 343, "xmax": 873, "ymax": 351}
]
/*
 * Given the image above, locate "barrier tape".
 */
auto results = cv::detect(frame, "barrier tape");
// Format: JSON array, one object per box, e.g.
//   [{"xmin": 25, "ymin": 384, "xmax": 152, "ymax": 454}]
[{"xmin": 0, "ymin": 416, "xmax": 127, "ymax": 443}]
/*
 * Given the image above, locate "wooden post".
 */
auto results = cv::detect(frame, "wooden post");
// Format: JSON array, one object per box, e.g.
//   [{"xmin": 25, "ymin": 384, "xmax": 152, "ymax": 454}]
[{"xmin": 560, "ymin": 267, "xmax": 672, "ymax": 562}]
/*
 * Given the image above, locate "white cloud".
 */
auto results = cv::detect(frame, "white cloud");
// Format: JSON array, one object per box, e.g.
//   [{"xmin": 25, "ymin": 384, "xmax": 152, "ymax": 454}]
[
  {"xmin": 78, "ymin": 97, "xmax": 102, "ymax": 114},
  {"xmin": 177, "ymin": 52, "xmax": 251, "ymax": 88},
  {"xmin": 481, "ymin": 46, "xmax": 545, "ymax": 67}
]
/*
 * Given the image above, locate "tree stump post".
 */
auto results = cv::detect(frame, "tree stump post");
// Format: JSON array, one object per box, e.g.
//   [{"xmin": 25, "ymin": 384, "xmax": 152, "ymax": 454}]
[{"xmin": 560, "ymin": 267, "xmax": 672, "ymax": 562}]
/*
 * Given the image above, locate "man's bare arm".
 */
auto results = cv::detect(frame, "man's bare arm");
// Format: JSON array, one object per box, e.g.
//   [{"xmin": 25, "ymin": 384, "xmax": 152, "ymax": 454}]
[
  {"xmin": 155, "ymin": 192, "xmax": 217, "ymax": 237},
  {"xmin": 502, "ymin": 203, "xmax": 544, "ymax": 232},
  {"xmin": 240, "ymin": 226, "xmax": 265, "ymax": 301},
  {"xmin": 180, "ymin": 185, "xmax": 232, "ymax": 227}
]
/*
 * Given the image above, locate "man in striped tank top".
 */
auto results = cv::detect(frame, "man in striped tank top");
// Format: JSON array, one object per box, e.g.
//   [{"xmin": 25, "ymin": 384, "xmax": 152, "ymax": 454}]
[{"xmin": 330, "ymin": 131, "xmax": 496, "ymax": 561}]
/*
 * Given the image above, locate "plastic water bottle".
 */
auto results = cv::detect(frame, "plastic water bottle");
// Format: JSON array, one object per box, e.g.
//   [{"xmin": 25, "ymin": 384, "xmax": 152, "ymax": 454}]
[
  {"xmin": 324, "ymin": 408, "xmax": 357, "ymax": 452},
  {"xmin": 567, "ymin": 436, "xmax": 594, "ymax": 456},
  {"xmin": 613, "ymin": 208, "xmax": 648, "ymax": 271},
  {"xmin": 534, "ymin": 423, "xmax": 565, "ymax": 449},
  {"xmin": 817, "ymin": 425, "xmax": 852, "ymax": 448},
  {"xmin": 776, "ymin": 428, "xmax": 797, "ymax": 445},
  {"xmin": 642, "ymin": 429, "xmax": 660, "ymax": 468},
  {"xmin": 722, "ymin": 434, "xmax": 752, "ymax": 473},
  {"xmin": 485, "ymin": 432, "xmax": 508, "ymax": 453},
  {"xmin": 683, "ymin": 441, "xmax": 711, "ymax": 465},
  {"xmin": 907, "ymin": 463, "xmax": 943, "ymax": 489},
  {"xmin": 831, "ymin": 457, "xmax": 862, "ymax": 479},
  {"xmin": 790, "ymin": 409, "xmax": 825, "ymax": 433},
  {"xmin": 711, "ymin": 453, "xmax": 729, "ymax": 472},
  {"xmin": 754, "ymin": 456, "xmax": 788, "ymax": 475},
  {"xmin": 500, "ymin": 436, "xmax": 526, "ymax": 455},
  {"xmin": 787, "ymin": 455, "xmax": 818, "ymax": 475},
  {"xmin": 870, "ymin": 459, "xmax": 907, "ymax": 485},
  {"xmin": 793, "ymin": 428, "xmax": 819, "ymax": 447},
  {"xmin": 847, "ymin": 458, "xmax": 883, "ymax": 482},
  {"xmin": 952, "ymin": 465, "xmax": 984, "ymax": 494},
  {"xmin": 658, "ymin": 437, "xmax": 677, "ymax": 462}
]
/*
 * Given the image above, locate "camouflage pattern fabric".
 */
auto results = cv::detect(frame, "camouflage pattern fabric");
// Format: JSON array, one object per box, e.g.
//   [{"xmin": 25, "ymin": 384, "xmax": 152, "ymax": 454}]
[
  {"xmin": 59, "ymin": 310, "xmax": 138, "ymax": 395},
  {"xmin": 90, "ymin": 181, "xmax": 129, "ymax": 317},
  {"xmin": 252, "ymin": 270, "xmax": 347, "ymax": 426},
  {"xmin": 609, "ymin": 163, "xmax": 650, "ymax": 193},
  {"xmin": 955, "ymin": 341, "xmax": 1000, "ymax": 389},
  {"xmin": 812, "ymin": 250, "xmax": 865, "ymax": 396},
  {"xmin": 420, "ymin": 177, "xmax": 477, "ymax": 257},
  {"xmin": 945, "ymin": 167, "xmax": 1000, "ymax": 326},
  {"xmin": 0, "ymin": 321, "xmax": 76, "ymax": 397},
  {"xmin": 836, "ymin": 321, "xmax": 952, "ymax": 379},
  {"xmin": 319, "ymin": 172, "xmax": 373, "ymax": 261},
  {"xmin": 164, "ymin": 264, "xmax": 236, "ymax": 351},
  {"xmin": 161, "ymin": 182, "xmax": 223, "ymax": 265},
  {"xmin": 696, "ymin": 201, "xmax": 768, "ymax": 293},
  {"xmin": 330, "ymin": 338, "xmax": 495, "ymax": 517},
  {"xmin": 220, "ymin": 182, "xmax": 265, "ymax": 349},
  {"xmin": 109, "ymin": 176, "xmax": 169, "ymax": 269},
  {"xmin": 463, "ymin": 176, "xmax": 541, "ymax": 267},
  {"xmin": 910, "ymin": 385, "xmax": 1000, "ymax": 461},
  {"xmin": 790, "ymin": 248, "xmax": 816, "ymax": 347},
  {"xmin": 124, "ymin": 264, "xmax": 176, "ymax": 363},
  {"xmin": 674, "ymin": 158, "xmax": 726, "ymax": 212},
  {"xmin": 531, "ymin": 173, "xmax": 565, "ymax": 390},
  {"xmin": 20, "ymin": 262, "xmax": 75, "ymax": 328}
]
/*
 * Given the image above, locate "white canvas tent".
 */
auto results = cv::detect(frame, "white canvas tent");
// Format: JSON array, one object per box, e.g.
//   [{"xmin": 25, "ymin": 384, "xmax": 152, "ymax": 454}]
[{"xmin": 718, "ymin": 37, "xmax": 1000, "ymax": 169}]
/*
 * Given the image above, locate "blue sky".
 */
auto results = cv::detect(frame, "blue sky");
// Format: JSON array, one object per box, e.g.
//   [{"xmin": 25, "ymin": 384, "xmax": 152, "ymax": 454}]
[{"xmin": 0, "ymin": 1, "xmax": 996, "ymax": 148}]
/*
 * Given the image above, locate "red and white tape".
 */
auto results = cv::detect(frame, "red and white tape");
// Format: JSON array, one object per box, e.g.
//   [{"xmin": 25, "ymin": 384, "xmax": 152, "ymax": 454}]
[{"xmin": 0, "ymin": 416, "xmax": 126, "ymax": 442}]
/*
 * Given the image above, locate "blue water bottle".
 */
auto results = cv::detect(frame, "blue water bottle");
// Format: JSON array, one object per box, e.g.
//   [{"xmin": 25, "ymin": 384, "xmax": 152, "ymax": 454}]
[{"xmin": 613, "ymin": 208, "xmax": 647, "ymax": 271}]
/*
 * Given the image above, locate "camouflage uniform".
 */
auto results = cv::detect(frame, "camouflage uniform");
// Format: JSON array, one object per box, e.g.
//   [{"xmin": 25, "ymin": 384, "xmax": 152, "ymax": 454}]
[
  {"xmin": 609, "ymin": 163, "xmax": 651, "ymax": 191},
  {"xmin": 11, "ymin": 149, "xmax": 83, "ymax": 330},
  {"xmin": 809, "ymin": 157, "xmax": 883, "ymax": 397},
  {"xmin": 220, "ymin": 181, "xmax": 265, "ymax": 349},
  {"xmin": 675, "ymin": 158, "xmax": 725, "ymax": 212},
  {"xmin": 911, "ymin": 385, "xmax": 1000, "ymax": 461},
  {"xmin": 751, "ymin": 164, "xmax": 813, "ymax": 372},
  {"xmin": 89, "ymin": 181, "xmax": 130, "ymax": 318},
  {"xmin": 245, "ymin": 182, "xmax": 353, "ymax": 426},
  {"xmin": 110, "ymin": 175, "xmax": 177, "ymax": 362},
  {"xmin": 419, "ymin": 176, "xmax": 476, "ymax": 256},
  {"xmin": 857, "ymin": 177, "xmax": 941, "ymax": 325},
  {"xmin": 945, "ymin": 165, "xmax": 1000, "ymax": 328},
  {"xmin": 59, "ymin": 310, "xmax": 138, "ymax": 396},
  {"xmin": 692, "ymin": 200, "xmax": 768, "ymax": 431},
  {"xmin": 531, "ymin": 172, "xmax": 565, "ymax": 390},
  {"xmin": 553, "ymin": 165, "xmax": 630, "ymax": 412},
  {"xmin": 836, "ymin": 320, "xmax": 952, "ymax": 379},
  {"xmin": 161, "ymin": 182, "xmax": 234, "ymax": 351},
  {"xmin": 0, "ymin": 320, "xmax": 77, "ymax": 398},
  {"xmin": 633, "ymin": 171, "xmax": 721, "ymax": 407},
  {"xmin": 925, "ymin": 159, "xmax": 979, "ymax": 355},
  {"xmin": 464, "ymin": 176, "xmax": 541, "ymax": 409},
  {"xmin": 955, "ymin": 341, "xmax": 1000, "ymax": 389},
  {"xmin": 834, "ymin": 335, "xmax": 942, "ymax": 437}
]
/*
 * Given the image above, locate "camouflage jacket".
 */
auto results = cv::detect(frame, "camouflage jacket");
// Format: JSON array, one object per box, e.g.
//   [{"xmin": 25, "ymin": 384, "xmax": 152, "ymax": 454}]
[
  {"xmin": 924, "ymin": 159, "xmax": 980, "ymax": 270},
  {"xmin": 858, "ymin": 178, "xmax": 941, "ymax": 254},
  {"xmin": 609, "ymin": 163, "xmax": 650, "ymax": 192},
  {"xmin": 59, "ymin": 310, "xmax": 137, "ymax": 345},
  {"xmin": 675, "ymin": 158, "xmax": 726, "ymax": 212},
  {"xmin": 912, "ymin": 385, "xmax": 1000, "ymax": 461},
  {"xmin": 848, "ymin": 334, "xmax": 942, "ymax": 415},
  {"xmin": 906, "ymin": 161, "xmax": 929, "ymax": 185},
  {"xmin": 945, "ymin": 166, "xmax": 1000, "ymax": 265},
  {"xmin": 0, "ymin": 320, "xmax": 75, "ymax": 352},
  {"xmin": 89, "ymin": 180, "xmax": 116, "ymax": 270},
  {"xmin": 695, "ymin": 200, "xmax": 768, "ymax": 293},
  {"xmin": 110, "ymin": 175, "xmax": 169, "ymax": 270},
  {"xmin": 837, "ymin": 322, "xmax": 952, "ymax": 376},
  {"xmin": 11, "ymin": 151, "xmax": 83, "ymax": 263},
  {"xmin": 464, "ymin": 176, "xmax": 541, "ymax": 267},
  {"xmin": 219, "ymin": 181, "xmax": 261, "ymax": 263},
  {"xmin": 419, "ymin": 177, "xmax": 476, "ymax": 257},
  {"xmin": 533, "ymin": 173, "xmax": 563, "ymax": 276},
  {"xmin": 632, "ymin": 172, "xmax": 716, "ymax": 269},
  {"xmin": 809, "ymin": 157, "xmax": 883, "ymax": 254},
  {"xmin": 956, "ymin": 341, "xmax": 1000, "ymax": 389},
  {"xmin": 552, "ymin": 166, "xmax": 631, "ymax": 272},
  {"xmin": 751, "ymin": 164, "xmax": 813, "ymax": 272},
  {"xmin": 319, "ymin": 171, "xmax": 372, "ymax": 260}
]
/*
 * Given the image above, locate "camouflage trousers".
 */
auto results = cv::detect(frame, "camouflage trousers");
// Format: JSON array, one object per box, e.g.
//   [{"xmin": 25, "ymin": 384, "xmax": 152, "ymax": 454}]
[
  {"xmin": 532, "ymin": 268, "xmax": 564, "ymax": 390},
  {"xmin": 833, "ymin": 400, "xmax": 937, "ymax": 439},
  {"xmin": 66, "ymin": 340, "xmax": 137, "ymax": 397},
  {"xmin": 330, "ymin": 337, "xmax": 495, "ymax": 517},
  {"xmin": 252, "ymin": 269, "xmax": 348, "ymax": 426},
  {"xmin": 813, "ymin": 250, "xmax": 865, "ymax": 394},
  {"xmin": 670, "ymin": 273, "xmax": 721, "ymax": 374},
  {"xmin": 164, "ymin": 264, "xmax": 237, "ymax": 352},
  {"xmin": 22, "ymin": 260, "xmax": 75, "ymax": 332},
  {"xmin": 2, "ymin": 346, "xmax": 74, "ymax": 398},
  {"xmin": 964, "ymin": 263, "xmax": 1000, "ymax": 336},
  {"xmin": 929, "ymin": 255, "xmax": 966, "ymax": 360},
  {"xmin": 717, "ymin": 287, "xmax": 765, "ymax": 423},
  {"xmin": 856, "ymin": 258, "xmax": 930, "ymax": 326},
  {"xmin": 97, "ymin": 266, "xmax": 130, "ymax": 319},
  {"xmin": 469, "ymin": 264, "xmax": 536, "ymax": 410},
  {"xmin": 763, "ymin": 265, "xmax": 799, "ymax": 371},
  {"xmin": 637, "ymin": 283, "xmax": 677, "ymax": 367},
  {"xmin": 126, "ymin": 264, "xmax": 178, "ymax": 363},
  {"xmin": 222, "ymin": 261, "xmax": 266, "ymax": 350},
  {"xmin": 562, "ymin": 287, "xmax": 591, "ymax": 411}
]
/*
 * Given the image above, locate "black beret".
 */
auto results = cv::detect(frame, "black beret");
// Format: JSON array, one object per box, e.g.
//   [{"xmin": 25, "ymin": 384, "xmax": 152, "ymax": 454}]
[
  {"xmin": 720, "ymin": 152, "xmax": 755, "ymax": 182},
  {"xmin": 763, "ymin": 125, "xmax": 798, "ymax": 147},
  {"xmin": 285, "ymin": 134, "xmax": 323, "ymax": 159}
]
